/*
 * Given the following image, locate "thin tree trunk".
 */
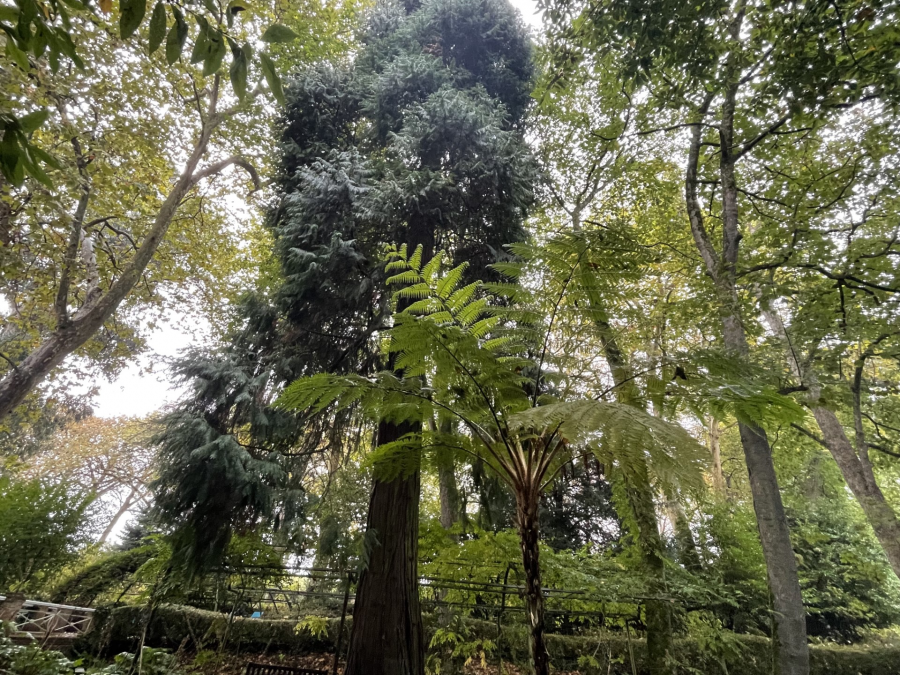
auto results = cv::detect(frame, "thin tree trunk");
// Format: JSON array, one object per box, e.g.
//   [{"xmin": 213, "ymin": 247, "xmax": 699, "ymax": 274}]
[
  {"xmin": 0, "ymin": 78, "xmax": 259, "ymax": 422},
  {"xmin": 665, "ymin": 496, "xmax": 702, "ymax": 573},
  {"xmin": 708, "ymin": 417, "xmax": 727, "ymax": 496},
  {"xmin": 810, "ymin": 405, "xmax": 900, "ymax": 578},
  {"xmin": 682, "ymin": 47, "xmax": 809, "ymax": 671},
  {"xmin": 514, "ymin": 490, "xmax": 549, "ymax": 675},
  {"xmin": 436, "ymin": 418, "xmax": 461, "ymax": 530},
  {"xmin": 344, "ymin": 420, "xmax": 425, "ymax": 675},
  {"xmin": 438, "ymin": 458, "xmax": 461, "ymax": 530},
  {"xmin": 584, "ymin": 308, "xmax": 674, "ymax": 674},
  {"xmin": 761, "ymin": 306, "xmax": 900, "ymax": 581},
  {"xmin": 98, "ymin": 487, "xmax": 138, "ymax": 545}
]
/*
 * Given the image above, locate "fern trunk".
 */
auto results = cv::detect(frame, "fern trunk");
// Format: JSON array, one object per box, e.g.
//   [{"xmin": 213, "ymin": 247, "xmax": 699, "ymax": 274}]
[{"xmin": 514, "ymin": 489, "xmax": 550, "ymax": 675}]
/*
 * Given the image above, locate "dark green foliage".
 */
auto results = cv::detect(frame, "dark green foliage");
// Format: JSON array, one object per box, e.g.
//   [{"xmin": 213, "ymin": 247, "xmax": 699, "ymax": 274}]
[
  {"xmin": 51, "ymin": 547, "xmax": 155, "ymax": 607},
  {"xmin": 539, "ymin": 460, "xmax": 621, "ymax": 552},
  {"xmin": 82, "ymin": 604, "xmax": 900, "ymax": 675},
  {"xmin": 792, "ymin": 503, "xmax": 900, "ymax": 641},
  {"xmin": 0, "ymin": 625, "xmax": 73, "ymax": 675},
  {"xmin": 0, "ymin": 475, "xmax": 92, "ymax": 592},
  {"xmin": 153, "ymin": 0, "xmax": 536, "ymax": 575}
]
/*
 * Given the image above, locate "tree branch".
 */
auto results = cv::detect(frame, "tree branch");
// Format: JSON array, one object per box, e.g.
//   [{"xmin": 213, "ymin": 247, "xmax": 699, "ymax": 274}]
[{"xmin": 189, "ymin": 156, "xmax": 262, "ymax": 193}]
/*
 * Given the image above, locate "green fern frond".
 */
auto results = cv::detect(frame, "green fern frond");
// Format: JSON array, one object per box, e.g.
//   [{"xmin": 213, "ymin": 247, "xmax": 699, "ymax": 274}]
[
  {"xmin": 395, "ymin": 282, "xmax": 433, "ymax": 300},
  {"xmin": 448, "ymin": 282, "xmax": 480, "ymax": 308},
  {"xmin": 481, "ymin": 281, "xmax": 521, "ymax": 299},
  {"xmin": 491, "ymin": 261, "xmax": 524, "ymax": 280},
  {"xmin": 387, "ymin": 270, "xmax": 422, "ymax": 286},
  {"xmin": 364, "ymin": 436, "xmax": 423, "ymax": 482},
  {"xmin": 436, "ymin": 263, "xmax": 467, "ymax": 299},
  {"xmin": 456, "ymin": 297, "xmax": 490, "ymax": 327},
  {"xmin": 469, "ymin": 316, "xmax": 499, "ymax": 338},
  {"xmin": 408, "ymin": 244, "xmax": 424, "ymax": 272}
]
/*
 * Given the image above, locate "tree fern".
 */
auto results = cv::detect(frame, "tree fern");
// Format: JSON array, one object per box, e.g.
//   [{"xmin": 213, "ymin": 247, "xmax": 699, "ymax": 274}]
[{"xmin": 278, "ymin": 249, "xmax": 708, "ymax": 675}]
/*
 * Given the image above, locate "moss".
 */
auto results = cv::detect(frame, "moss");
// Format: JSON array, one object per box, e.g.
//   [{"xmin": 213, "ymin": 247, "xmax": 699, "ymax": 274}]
[{"xmin": 79, "ymin": 604, "xmax": 900, "ymax": 675}]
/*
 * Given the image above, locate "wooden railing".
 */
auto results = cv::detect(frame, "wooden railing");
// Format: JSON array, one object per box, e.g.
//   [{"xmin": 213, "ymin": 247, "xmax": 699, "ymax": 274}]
[{"xmin": 0, "ymin": 595, "xmax": 95, "ymax": 639}]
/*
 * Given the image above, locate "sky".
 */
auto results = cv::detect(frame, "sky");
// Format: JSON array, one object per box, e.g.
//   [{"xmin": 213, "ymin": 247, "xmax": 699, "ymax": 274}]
[{"xmin": 93, "ymin": 0, "xmax": 543, "ymax": 419}]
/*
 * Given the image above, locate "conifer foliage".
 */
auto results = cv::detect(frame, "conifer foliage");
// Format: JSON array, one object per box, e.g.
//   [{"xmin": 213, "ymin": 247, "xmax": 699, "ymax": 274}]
[{"xmin": 152, "ymin": 0, "xmax": 535, "ymax": 670}]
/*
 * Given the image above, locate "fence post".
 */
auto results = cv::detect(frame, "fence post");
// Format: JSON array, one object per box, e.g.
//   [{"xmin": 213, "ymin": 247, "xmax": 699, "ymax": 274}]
[
  {"xmin": 0, "ymin": 593, "xmax": 26, "ymax": 624},
  {"xmin": 331, "ymin": 571, "xmax": 353, "ymax": 675}
]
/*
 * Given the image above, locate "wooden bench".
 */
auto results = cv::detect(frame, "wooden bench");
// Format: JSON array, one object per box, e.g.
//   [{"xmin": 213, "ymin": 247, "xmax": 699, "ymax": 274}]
[{"xmin": 245, "ymin": 662, "xmax": 328, "ymax": 675}]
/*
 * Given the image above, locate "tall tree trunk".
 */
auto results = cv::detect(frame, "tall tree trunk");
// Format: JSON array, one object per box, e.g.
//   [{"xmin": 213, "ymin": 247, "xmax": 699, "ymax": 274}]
[
  {"xmin": 98, "ymin": 487, "xmax": 138, "ymax": 545},
  {"xmin": 810, "ymin": 405, "xmax": 900, "ymax": 578},
  {"xmin": 438, "ymin": 458, "xmax": 461, "ymax": 530},
  {"xmin": 514, "ymin": 489, "xmax": 549, "ymax": 675},
  {"xmin": 437, "ymin": 418, "xmax": 461, "ymax": 530},
  {"xmin": 344, "ymin": 420, "xmax": 425, "ymax": 675},
  {"xmin": 761, "ymin": 306, "xmax": 900, "ymax": 581},
  {"xmin": 708, "ymin": 417, "xmax": 727, "ymax": 496},
  {"xmin": 665, "ymin": 495, "xmax": 702, "ymax": 573},
  {"xmin": 682, "ymin": 51, "xmax": 809, "ymax": 670},
  {"xmin": 585, "ymin": 308, "xmax": 674, "ymax": 674},
  {"xmin": 345, "ymin": 217, "xmax": 433, "ymax": 675}
]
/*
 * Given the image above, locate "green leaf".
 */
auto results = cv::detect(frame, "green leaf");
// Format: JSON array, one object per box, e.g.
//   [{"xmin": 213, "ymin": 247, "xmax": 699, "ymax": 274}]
[
  {"xmin": 20, "ymin": 148, "xmax": 52, "ymax": 187},
  {"xmin": 225, "ymin": 0, "xmax": 246, "ymax": 27},
  {"xmin": 200, "ymin": 0, "xmax": 218, "ymax": 16},
  {"xmin": 30, "ymin": 145, "xmax": 62, "ymax": 171},
  {"xmin": 147, "ymin": 1, "xmax": 166, "ymax": 55},
  {"xmin": 260, "ymin": 23, "xmax": 298, "ymax": 43},
  {"xmin": 0, "ymin": 6, "xmax": 19, "ymax": 23},
  {"xmin": 229, "ymin": 41, "xmax": 248, "ymax": 99},
  {"xmin": 119, "ymin": 0, "xmax": 147, "ymax": 40},
  {"xmin": 259, "ymin": 52, "xmax": 284, "ymax": 105},
  {"xmin": 202, "ymin": 29, "xmax": 226, "ymax": 76},
  {"xmin": 226, "ymin": 0, "xmax": 247, "ymax": 14},
  {"xmin": 19, "ymin": 108, "xmax": 49, "ymax": 134},
  {"xmin": 5, "ymin": 38, "xmax": 29, "ymax": 70},
  {"xmin": 189, "ymin": 17, "xmax": 210, "ymax": 64},
  {"xmin": 165, "ymin": 7, "xmax": 188, "ymax": 65}
]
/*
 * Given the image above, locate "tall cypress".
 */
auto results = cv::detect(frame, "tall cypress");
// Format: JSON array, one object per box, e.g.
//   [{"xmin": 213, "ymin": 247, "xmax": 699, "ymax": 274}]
[{"xmin": 152, "ymin": 0, "xmax": 534, "ymax": 668}]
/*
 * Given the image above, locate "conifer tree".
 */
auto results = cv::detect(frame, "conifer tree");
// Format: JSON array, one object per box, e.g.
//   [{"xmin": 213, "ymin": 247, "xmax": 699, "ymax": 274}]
[{"xmin": 152, "ymin": 0, "xmax": 535, "ymax": 670}]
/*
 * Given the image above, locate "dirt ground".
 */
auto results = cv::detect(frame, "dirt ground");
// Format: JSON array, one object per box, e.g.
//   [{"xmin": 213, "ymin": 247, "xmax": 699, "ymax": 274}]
[{"xmin": 181, "ymin": 651, "xmax": 581, "ymax": 675}]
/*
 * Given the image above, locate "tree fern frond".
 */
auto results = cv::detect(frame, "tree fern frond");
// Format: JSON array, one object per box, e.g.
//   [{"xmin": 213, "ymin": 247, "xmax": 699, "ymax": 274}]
[
  {"xmin": 456, "ymin": 297, "xmax": 490, "ymax": 327},
  {"xmin": 394, "ymin": 282, "xmax": 434, "ymax": 299},
  {"xmin": 448, "ymin": 282, "xmax": 481, "ymax": 309},
  {"xmin": 436, "ymin": 263, "xmax": 467, "ymax": 300},
  {"xmin": 469, "ymin": 316, "xmax": 500, "ymax": 338},
  {"xmin": 491, "ymin": 262, "xmax": 524, "ymax": 280},
  {"xmin": 408, "ymin": 244, "xmax": 424, "ymax": 272},
  {"xmin": 364, "ymin": 435, "xmax": 423, "ymax": 482},
  {"xmin": 387, "ymin": 270, "xmax": 423, "ymax": 286}
]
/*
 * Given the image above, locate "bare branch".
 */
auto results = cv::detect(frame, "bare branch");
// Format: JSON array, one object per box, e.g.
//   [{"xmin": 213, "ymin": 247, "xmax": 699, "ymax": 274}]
[{"xmin": 189, "ymin": 156, "xmax": 262, "ymax": 193}]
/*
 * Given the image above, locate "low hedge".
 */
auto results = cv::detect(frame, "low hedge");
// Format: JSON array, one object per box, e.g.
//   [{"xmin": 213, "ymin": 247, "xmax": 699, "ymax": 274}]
[{"xmin": 79, "ymin": 604, "xmax": 900, "ymax": 675}]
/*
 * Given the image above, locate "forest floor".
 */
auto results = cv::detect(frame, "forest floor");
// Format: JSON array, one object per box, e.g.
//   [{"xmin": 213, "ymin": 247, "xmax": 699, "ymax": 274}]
[{"xmin": 180, "ymin": 650, "xmax": 581, "ymax": 674}]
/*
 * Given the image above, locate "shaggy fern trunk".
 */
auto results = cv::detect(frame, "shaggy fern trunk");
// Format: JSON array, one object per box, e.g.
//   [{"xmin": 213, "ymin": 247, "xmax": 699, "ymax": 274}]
[{"xmin": 514, "ymin": 485, "xmax": 550, "ymax": 675}]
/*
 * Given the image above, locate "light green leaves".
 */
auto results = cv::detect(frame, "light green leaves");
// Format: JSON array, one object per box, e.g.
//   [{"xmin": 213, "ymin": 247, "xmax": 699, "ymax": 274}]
[
  {"xmin": 259, "ymin": 53, "xmax": 285, "ymax": 105},
  {"xmin": 0, "ymin": 110, "xmax": 60, "ymax": 187},
  {"xmin": 119, "ymin": 0, "xmax": 146, "ymax": 40},
  {"xmin": 260, "ymin": 24, "xmax": 299, "ymax": 44},
  {"xmin": 19, "ymin": 109, "xmax": 50, "ymax": 134}
]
